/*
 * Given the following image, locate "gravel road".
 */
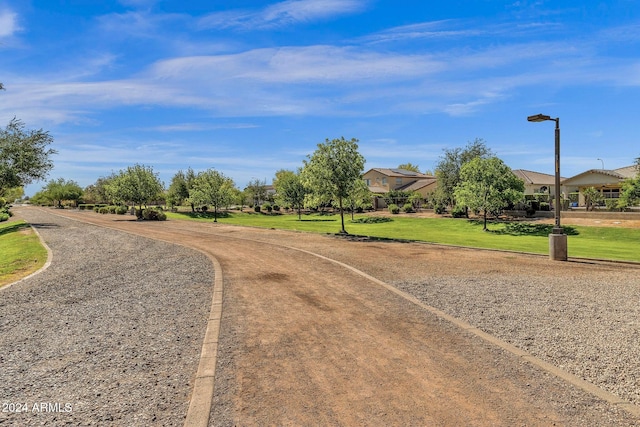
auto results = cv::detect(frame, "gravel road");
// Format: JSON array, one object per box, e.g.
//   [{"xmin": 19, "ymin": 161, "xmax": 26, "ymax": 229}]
[{"xmin": 0, "ymin": 208, "xmax": 214, "ymax": 426}]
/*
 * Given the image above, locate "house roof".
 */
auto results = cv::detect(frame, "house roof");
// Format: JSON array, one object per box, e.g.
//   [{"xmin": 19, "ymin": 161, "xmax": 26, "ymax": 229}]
[
  {"xmin": 364, "ymin": 168, "xmax": 434, "ymax": 179},
  {"xmin": 562, "ymin": 166, "xmax": 636, "ymax": 185},
  {"xmin": 397, "ymin": 178, "xmax": 437, "ymax": 192},
  {"xmin": 368, "ymin": 185, "xmax": 388, "ymax": 194},
  {"xmin": 614, "ymin": 165, "xmax": 638, "ymax": 178},
  {"xmin": 511, "ymin": 169, "xmax": 559, "ymax": 185}
]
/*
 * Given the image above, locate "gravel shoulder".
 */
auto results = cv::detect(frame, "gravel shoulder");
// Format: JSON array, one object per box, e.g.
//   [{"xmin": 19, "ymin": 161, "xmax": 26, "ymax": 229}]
[
  {"xmin": 1, "ymin": 208, "xmax": 214, "ymax": 426},
  {"xmin": 5, "ymin": 207, "xmax": 640, "ymax": 426}
]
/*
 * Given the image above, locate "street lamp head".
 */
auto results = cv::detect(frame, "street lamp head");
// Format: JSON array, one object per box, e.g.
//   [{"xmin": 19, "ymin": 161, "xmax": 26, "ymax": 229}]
[{"xmin": 527, "ymin": 114, "xmax": 553, "ymax": 122}]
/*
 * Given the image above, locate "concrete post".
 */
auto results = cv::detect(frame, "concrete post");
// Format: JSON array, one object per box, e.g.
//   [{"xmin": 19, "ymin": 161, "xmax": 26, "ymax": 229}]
[{"xmin": 549, "ymin": 233, "xmax": 568, "ymax": 261}]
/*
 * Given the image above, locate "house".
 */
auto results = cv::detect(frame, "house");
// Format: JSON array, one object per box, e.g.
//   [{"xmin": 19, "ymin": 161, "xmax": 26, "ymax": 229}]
[
  {"xmin": 511, "ymin": 169, "xmax": 559, "ymax": 199},
  {"xmin": 363, "ymin": 168, "xmax": 437, "ymax": 209},
  {"xmin": 561, "ymin": 165, "xmax": 637, "ymax": 206}
]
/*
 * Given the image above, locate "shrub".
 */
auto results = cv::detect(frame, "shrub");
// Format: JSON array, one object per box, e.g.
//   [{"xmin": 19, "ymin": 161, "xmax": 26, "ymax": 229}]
[
  {"xmin": 402, "ymin": 203, "xmax": 414, "ymax": 213},
  {"xmin": 0, "ymin": 212, "xmax": 9, "ymax": 222},
  {"xmin": 434, "ymin": 204, "xmax": 445, "ymax": 214},
  {"xmin": 451, "ymin": 205, "xmax": 467, "ymax": 218},
  {"xmin": 539, "ymin": 202, "xmax": 550, "ymax": 211},
  {"xmin": 261, "ymin": 202, "xmax": 273, "ymax": 212},
  {"xmin": 273, "ymin": 204, "xmax": 280, "ymax": 212},
  {"xmin": 605, "ymin": 199, "xmax": 620, "ymax": 212},
  {"xmin": 115, "ymin": 205, "xmax": 128, "ymax": 215},
  {"xmin": 254, "ymin": 205, "xmax": 261, "ymax": 213},
  {"xmin": 141, "ymin": 207, "xmax": 167, "ymax": 221},
  {"xmin": 388, "ymin": 204, "xmax": 400, "ymax": 214}
]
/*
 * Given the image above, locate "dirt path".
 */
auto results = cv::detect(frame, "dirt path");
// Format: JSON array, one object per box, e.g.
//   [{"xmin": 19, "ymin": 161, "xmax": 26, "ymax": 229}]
[{"xmin": 32, "ymin": 208, "xmax": 640, "ymax": 426}]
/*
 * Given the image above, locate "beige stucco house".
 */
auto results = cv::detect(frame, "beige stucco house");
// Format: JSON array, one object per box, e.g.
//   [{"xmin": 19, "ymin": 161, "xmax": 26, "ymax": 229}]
[
  {"xmin": 511, "ymin": 169, "xmax": 559, "ymax": 198},
  {"xmin": 363, "ymin": 168, "xmax": 437, "ymax": 208},
  {"xmin": 562, "ymin": 165, "xmax": 637, "ymax": 206}
]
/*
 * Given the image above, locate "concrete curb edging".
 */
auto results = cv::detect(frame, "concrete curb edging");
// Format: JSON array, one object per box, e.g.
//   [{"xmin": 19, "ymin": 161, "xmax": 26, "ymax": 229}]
[
  {"xmin": 1, "ymin": 222, "xmax": 53, "ymax": 291},
  {"xmin": 184, "ymin": 256, "xmax": 224, "ymax": 427}
]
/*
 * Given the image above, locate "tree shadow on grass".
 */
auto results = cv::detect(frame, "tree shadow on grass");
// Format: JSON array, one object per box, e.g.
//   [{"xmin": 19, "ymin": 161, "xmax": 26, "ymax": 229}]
[
  {"xmin": 179, "ymin": 211, "xmax": 232, "ymax": 220},
  {"xmin": 0, "ymin": 222, "xmax": 27, "ymax": 236},
  {"xmin": 469, "ymin": 220, "xmax": 579, "ymax": 236}
]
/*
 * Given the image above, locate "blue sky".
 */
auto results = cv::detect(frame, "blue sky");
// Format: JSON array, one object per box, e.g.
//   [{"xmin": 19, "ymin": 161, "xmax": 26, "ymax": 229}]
[{"xmin": 2, "ymin": 0, "xmax": 639, "ymax": 195}]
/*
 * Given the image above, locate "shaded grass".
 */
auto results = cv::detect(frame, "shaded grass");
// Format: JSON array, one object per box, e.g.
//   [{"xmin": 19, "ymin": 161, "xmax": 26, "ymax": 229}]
[
  {"xmin": 165, "ymin": 211, "xmax": 640, "ymax": 262},
  {"xmin": 0, "ymin": 220, "xmax": 48, "ymax": 287}
]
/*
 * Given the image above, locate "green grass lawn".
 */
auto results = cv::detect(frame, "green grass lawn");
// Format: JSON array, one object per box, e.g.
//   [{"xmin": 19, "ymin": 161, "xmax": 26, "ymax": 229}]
[
  {"xmin": 0, "ymin": 220, "xmax": 48, "ymax": 287},
  {"xmin": 166, "ymin": 210, "xmax": 640, "ymax": 262}
]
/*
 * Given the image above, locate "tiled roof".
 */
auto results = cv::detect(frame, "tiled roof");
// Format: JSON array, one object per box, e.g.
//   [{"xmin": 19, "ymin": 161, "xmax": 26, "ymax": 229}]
[
  {"xmin": 511, "ymin": 169, "xmax": 558, "ymax": 185},
  {"xmin": 397, "ymin": 178, "xmax": 437, "ymax": 192},
  {"xmin": 365, "ymin": 168, "xmax": 434, "ymax": 179}
]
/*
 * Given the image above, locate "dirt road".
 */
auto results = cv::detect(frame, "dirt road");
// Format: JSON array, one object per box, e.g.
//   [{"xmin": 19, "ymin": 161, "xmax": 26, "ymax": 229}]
[{"xmin": 26, "ymin": 208, "xmax": 640, "ymax": 426}]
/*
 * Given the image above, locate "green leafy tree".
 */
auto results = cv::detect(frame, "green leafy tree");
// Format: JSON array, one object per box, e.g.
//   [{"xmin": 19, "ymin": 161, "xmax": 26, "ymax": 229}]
[
  {"xmin": 274, "ymin": 169, "xmax": 309, "ymax": 220},
  {"xmin": 2, "ymin": 186, "xmax": 24, "ymax": 202},
  {"xmin": 83, "ymin": 175, "xmax": 116, "ymax": 204},
  {"xmin": 43, "ymin": 178, "xmax": 83, "ymax": 207},
  {"xmin": 166, "ymin": 168, "xmax": 194, "ymax": 208},
  {"xmin": 189, "ymin": 169, "xmax": 235, "ymax": 222},
  {"xmin": 434, "ymin": 138, "xmax": 493, "ymax": 209},
  {"xmin": 244, "ymin": 178, "xmax": 267, "ymax": 207},
  {"xmin": 0, "ymin": 118, "xmax": 57, "ymax": 195},
  {"xmin": 454, "ymin": 156, "xmax": 524, "ymax": 231},
  {"xmin": 582, "ymin": 186, "xmax": 603, "ymax": 211},
  {"xmin": 343, "ymin": 178, "xmax": 371, "ymax": 220},
  {"xmin": 301, "ymin": 137, "xmax": 365, "ymax": 234},
  {"xmin": 619, "ymin": 177, "xmax": 640, "ymax": 209},
  {"xmin": 397, "ymin": 163, "xmax": 420, "ymax": 173},
  {"xmin": 107, "ymin": 164, "xmax": 163, "ymax": 211}
]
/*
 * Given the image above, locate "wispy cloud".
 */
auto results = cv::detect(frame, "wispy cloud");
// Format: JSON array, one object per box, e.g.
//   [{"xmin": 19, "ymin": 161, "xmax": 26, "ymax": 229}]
[
  {"xmin": 0, "ymin": 9, "xmax": 20, "ymax": 38},
  {"xmin": 198, "ymin": 0, "xmax": 367, "ymax": 30}
]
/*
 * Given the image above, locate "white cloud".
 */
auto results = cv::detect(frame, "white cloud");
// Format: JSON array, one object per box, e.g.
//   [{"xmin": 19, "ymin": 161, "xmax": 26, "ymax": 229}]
[
  {"xmin": 198, "ymin": 0, "xmax": 367, "ymax": 30},
  {"xmin": 0, "ymin": 9, "xmax": 20, "ymax": 38}
]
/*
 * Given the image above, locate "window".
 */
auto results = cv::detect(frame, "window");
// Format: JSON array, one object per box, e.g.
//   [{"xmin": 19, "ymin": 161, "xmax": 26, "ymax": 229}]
[
  {"xmin": 382, "ymin": 177, "xmax": 387, "ymax": 185},
  {"xmin": 602, "ymin": 189, "xmax": 620, "ymax": 199},
  {"xmin": 364, "ymin": 179, "xmax": 371, "ymax": 186},
  {"xmin": 396, "ymin": 178, "xmax": 403, "ymax": 185}
]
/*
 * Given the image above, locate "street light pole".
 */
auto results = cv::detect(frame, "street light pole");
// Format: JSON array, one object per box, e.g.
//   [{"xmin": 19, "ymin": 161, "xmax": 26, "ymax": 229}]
[{"xmin": 528, "ymin": 114, "xmax": 567, "ymax": 261}]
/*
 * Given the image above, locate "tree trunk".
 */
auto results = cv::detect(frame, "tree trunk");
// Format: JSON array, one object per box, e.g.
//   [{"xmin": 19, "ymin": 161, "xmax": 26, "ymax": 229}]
[
  {"xmin": 483, "ymin": 210, "xmax": 488, "ymax": 231},
  {"xmin": 339, "ymin": 198, "xmax": 346, "ymax": 234}
]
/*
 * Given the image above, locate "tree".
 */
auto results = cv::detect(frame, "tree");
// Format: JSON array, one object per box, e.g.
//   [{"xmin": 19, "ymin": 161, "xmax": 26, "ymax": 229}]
[
  {"xmin": 189, "ymin": 169, "xmax": 235, "ymax": 222},
  {"xmin": 582, "ymin": 186, "xmax": 603, "ymax": 211},
  {"xmin": 107, "ymin": 164, "xmax": 163, "ymax": 211},
  {"xmin": 166, "ymin": 169, "xmax": 193, "ymax": 208},
  {"xmin": 2, "ymin": 186, "xmax": 24, "ymax": 202},
  {"xmin": 83, "ymin": 175, "xmax": 116, "ymax": 204},
  {"xmin": 434, "ymin": 138, "xmax": 493, "ymax": 209},
  {"xmin": 619, "ymin": 177, "xmax": 640, "ymax": 209},
  {"xmin": 42, "ymin": 178, "xmax": 83, "ymax": 207},
  {"xmin": 0, "ymin": 118, "xmax": 57, "ymax": 194},
  {"xmin": 301, "ymin": 137, "xmax": 365, "ymax": 234},
  {"xmin": 454, "ymin": 157, "xmax": 524, "ymax": 231},
  {"xmin": 343, "ymin": 178, "xmax": 371, "ymax": 220},
  {"xmin": 274, "ymin": 169, "xmax": 308, "ymax": 220},
  {"xmin": 397, "ymin": 163, "xmax": 420, "ymax": 173},
  {"xmin": 244, "ymin": 178, "xmax": 267, "ymax": 207}
]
